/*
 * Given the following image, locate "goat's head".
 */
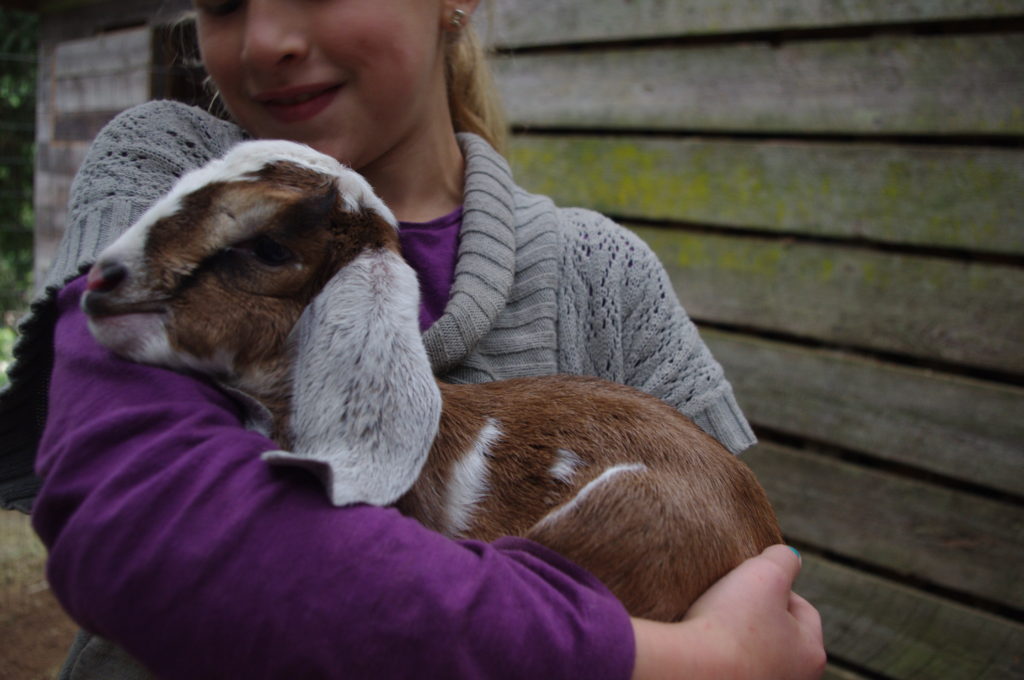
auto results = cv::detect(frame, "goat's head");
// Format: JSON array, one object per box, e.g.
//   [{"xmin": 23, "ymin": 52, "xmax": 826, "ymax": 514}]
[{"xmin": 82, "ymin": 140, "xmax": 399, "ymax": 389}]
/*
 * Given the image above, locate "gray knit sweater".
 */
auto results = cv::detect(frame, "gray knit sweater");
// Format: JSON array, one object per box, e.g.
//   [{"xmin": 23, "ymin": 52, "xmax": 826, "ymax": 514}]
[{"xmin": 0, "ymin": 100, "xmax": 754, "ymax": 512}]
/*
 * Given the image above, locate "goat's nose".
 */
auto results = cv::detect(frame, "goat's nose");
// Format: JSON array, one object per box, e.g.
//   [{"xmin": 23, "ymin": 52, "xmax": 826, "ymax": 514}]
[{"xmin": 86, "ymin": 261, "xmax": 127, "ymax": 293}]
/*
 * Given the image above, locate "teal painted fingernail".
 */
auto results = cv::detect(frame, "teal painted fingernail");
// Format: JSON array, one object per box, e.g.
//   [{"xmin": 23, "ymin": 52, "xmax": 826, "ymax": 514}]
[{"xmin": 788, "ymin": 546, "xmax": 802, "ymax": 561}]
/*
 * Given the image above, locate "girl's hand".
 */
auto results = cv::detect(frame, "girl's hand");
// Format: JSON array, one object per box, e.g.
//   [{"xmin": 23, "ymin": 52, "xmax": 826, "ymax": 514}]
[{"xmin": 631, "ymin": 545, "xmax": 826, "ymax": 680}]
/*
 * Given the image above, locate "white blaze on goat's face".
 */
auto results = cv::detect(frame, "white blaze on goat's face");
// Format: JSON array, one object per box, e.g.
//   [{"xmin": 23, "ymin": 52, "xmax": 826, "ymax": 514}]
[{"xmin": 83, "ymin": 140, "xmax": 399, "ymax": 385}]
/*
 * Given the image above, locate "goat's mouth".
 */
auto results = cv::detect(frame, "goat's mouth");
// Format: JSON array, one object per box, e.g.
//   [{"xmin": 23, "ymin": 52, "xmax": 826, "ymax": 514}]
[
  {"xmin": 81, "ymin": 291, "xmax": 169, "ymax": 319},
  {"xmin": 83, "ymin": 297, "xmax": 172, "ymax": 365}
]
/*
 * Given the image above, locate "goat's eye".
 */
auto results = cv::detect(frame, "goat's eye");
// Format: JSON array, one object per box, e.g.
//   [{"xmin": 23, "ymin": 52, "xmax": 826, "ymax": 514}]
[{"xmin": 247, "ymin": 236, "xmax": 295, "ymax": 266}]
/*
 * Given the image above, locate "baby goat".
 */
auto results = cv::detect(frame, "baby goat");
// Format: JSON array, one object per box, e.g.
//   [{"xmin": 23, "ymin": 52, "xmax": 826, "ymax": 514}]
[{"xmin": 82, "ymin": 140, "xmax": 783, "ymax": 621}]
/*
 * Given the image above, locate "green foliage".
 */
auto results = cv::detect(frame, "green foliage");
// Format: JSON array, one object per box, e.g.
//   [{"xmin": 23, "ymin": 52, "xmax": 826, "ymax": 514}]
[
  {"xmin": 0, "ymin": 324, "xmax": 15, "ymax": 388},
  {"xmin": 0, "ymin": 7, "xmax": 38, "ymax": 385}
]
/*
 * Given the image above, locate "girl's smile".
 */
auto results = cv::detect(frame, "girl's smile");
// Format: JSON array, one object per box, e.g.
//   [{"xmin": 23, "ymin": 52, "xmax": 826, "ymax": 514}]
[
  {"xmin": 253, "ymin": 82, "xmax": 344, "ymax": 124},
  {"xmin": 195, "ymin": 0, "xmax": 472, "ymax": 219}
]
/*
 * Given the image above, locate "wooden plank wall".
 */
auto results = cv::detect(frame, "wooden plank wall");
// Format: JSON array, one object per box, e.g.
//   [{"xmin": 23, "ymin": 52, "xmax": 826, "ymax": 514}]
[{"xmin": 483, "ymin": 2, "xmax": 1024, "ymax": 678}]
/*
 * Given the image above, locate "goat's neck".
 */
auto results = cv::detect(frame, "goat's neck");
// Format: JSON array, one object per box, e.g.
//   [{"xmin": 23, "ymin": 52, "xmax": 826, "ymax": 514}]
[
  {"xmin": 213, "ymin": 351, "xmax": 295, "ymax": 444},
  {"xmin": 275, "ymin": 246, "xmax": 442, "ymax": 507}
]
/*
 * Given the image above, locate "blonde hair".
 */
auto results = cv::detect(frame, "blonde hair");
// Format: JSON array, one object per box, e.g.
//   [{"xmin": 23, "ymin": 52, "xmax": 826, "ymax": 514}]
[{"xmin": 445, "ymin": 23, "xmax": 508, "ymax": 154}]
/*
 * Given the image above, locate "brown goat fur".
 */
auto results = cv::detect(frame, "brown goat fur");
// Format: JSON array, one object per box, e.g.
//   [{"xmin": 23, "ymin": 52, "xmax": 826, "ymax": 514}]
[
  {"xmin": 401, "ymin": 376, "xmax": 782, "ymax": 620},
  {"xmin": 84, "ymin": 140, "xmax": 783, "ymax": 622}
]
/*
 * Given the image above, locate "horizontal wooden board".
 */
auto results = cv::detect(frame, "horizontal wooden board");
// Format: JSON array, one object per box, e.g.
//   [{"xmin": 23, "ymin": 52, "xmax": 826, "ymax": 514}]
[
  {"xmin": 52, "ymin": 26, "xmax": 150, "ymax": 78},
  {"xmin": 483, "ymin": 0, "xmax": 1024, "ymax": 47},
  {"xmin": 632, "ymin": 227, "xmax": 1024, "ymax": 374},
  {"xmin": 703, "ymin": 329, "xmax": 1024, "ymax": 497},
  {"xmin": 54, "ymin": 73, "xmax": 149, "ymax": 114},
  {"xmin": 799, "ymin": 553, "xmax": 1024, "ymax": 679},
  {"xmin": 52, "ymin": 28, "xmax": 151, "ymax": 114},
  {"xmin": 508, "ymin": 135, "xmax": 1024, "ymax": 254},
  {"xmin": 746, "ymin": 442, "xmax": 1024, "ymax": 609},
  {"xmin": 492, "ymin": 34, "xmax": 1024, "ymax": 136}
]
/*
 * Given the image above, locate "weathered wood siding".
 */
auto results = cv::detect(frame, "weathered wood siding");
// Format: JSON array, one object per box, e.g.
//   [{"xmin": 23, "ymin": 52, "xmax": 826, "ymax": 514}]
[{"xmin": 485, "ymin": 1, "xmax": 1024, "ymax": 678}]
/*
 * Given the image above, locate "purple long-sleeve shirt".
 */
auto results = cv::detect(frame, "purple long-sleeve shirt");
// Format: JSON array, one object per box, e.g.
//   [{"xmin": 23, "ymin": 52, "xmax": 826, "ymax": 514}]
[
  {"xmin": 32, "ymin": 276, "xmax": 635, "ymax": 679},
  {"xmin": 398, "ymin": 207, "xmax": 462, "ymax": 332}
]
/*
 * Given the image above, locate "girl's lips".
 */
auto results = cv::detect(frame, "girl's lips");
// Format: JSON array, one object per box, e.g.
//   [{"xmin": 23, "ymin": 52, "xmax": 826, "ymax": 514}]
[{"xmin": 257, "ymin": 84, "xmax": 342, "ymax": 124}]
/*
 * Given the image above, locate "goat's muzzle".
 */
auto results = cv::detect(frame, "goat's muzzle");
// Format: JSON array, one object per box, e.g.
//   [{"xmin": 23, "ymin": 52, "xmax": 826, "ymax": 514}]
[
  {"xmin": 81, "ymin": 261, "xmax": 167, "ymax": 320},
  {"xmin": 86, "ymin": 261, "xmax": 127, "ymax": 293}
]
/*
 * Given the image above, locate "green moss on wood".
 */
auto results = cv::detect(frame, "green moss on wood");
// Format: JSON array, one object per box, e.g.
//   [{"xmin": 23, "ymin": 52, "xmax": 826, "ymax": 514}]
[{"xmin": 508, "ymin": 136, "xmax": 1024, "ymax": 254}]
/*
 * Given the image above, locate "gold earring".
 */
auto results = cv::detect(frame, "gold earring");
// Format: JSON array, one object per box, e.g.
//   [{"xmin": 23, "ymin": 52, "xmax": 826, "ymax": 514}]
[{"xmin": 450, "ymin": 8, "xmax": 467, "ymax": 28}]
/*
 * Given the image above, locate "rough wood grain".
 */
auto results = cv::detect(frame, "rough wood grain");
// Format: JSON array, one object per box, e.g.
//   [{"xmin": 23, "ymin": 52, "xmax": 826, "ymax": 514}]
[
  {"xmin": 633, "ymin": 226, "xmax": 1024, "ymax": 374},
  {"xmin": 797, "ymin": 553, "xmax": 1024, "ymax": 679},
  {"xmin": 52, "ymin": 27, "xmax": 150, "ymax": 114},
  {"xmin": 492, "ymin": 34, "xmax": 1024, "ymax": 135},
  {"xmin": 52, "ymin": 26, "xmax": 150, "ymax": 78},
  {"xmin": 482, "ymin": 0, "xmax": 1024, "ymax": 47},
  {"xmin": 508, "ymin": 135, "xmax": 1024, "ymax": 254},
  {"xmin": 703, "ymin": 329, "xmax": 1024, "ymax": 497},
  {"xmin": 746, "ymin": 442, "xmax": 1024, "ymax": 609}
]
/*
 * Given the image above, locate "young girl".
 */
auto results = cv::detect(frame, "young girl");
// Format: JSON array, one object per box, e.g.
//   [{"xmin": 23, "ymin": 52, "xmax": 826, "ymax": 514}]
[{"xmin": 1, "ymin": 1, "xmax": 825, "ymax": 677}]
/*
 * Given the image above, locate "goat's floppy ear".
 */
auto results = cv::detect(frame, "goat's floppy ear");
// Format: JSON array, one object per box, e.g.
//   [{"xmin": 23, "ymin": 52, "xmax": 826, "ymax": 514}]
[{"xmin": 261, "ymin": 247, "xmax": 441, "ymax": 507}]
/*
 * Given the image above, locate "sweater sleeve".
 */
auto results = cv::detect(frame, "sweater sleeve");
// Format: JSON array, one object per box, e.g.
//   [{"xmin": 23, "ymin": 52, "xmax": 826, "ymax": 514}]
[
  {"xmin": 42, "ymin": 100, "xmax": 246, "ymax": 293},
  {"xmin": 557, "ymin": 209, "xmax": 756, "ymax": 454},
  {"xmin": 0, "ymin": 101, "xmax": 243, "ymax": 513},
  {"xmin": 32, "ymin": 277, "xmax": 635, "ymax": 680}
]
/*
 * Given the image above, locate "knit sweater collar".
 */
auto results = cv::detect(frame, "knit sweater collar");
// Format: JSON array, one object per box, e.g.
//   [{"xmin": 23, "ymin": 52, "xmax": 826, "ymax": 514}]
[{"xmin": 421, "ymin": 133, "xmax": 518, "ymax": 375}]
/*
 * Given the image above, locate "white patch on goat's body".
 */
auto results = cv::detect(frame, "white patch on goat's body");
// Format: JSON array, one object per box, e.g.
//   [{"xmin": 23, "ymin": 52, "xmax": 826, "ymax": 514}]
[
  {"xmin": 262, "ymin": 248, "xmax": 442, "ymax": 508},
  {"xmin": 445, "ymin": 419, "xmax": 499, "ymax": 537},
  {"xmin": 95, "ymin": 140, "xmax": 397, "ymax": 282},
  {"xmin": 535, "ymin": 463, "xmax": 648, "ymax": 529},
  {"xmin": 549, "ymin": 449, "xmax": 584, "ymax": 484}
]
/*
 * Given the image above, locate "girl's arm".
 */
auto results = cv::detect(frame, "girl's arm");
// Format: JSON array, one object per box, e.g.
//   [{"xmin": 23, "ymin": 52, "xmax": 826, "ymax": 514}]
[{"xmin": 33, "ymin": 276, "xmax": 636, "ymax": 680}]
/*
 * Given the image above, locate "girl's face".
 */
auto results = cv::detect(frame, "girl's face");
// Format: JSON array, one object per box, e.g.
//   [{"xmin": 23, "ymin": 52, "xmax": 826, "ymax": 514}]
[{"xmin": 194, "ymin": 0, "xmax": 461, "ymax": 172}]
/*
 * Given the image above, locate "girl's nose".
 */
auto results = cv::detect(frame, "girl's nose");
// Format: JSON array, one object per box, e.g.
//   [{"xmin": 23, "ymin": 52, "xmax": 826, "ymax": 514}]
[{"xmin": 240, "ymin": 0, "xmax": 310, "ymax": 68}]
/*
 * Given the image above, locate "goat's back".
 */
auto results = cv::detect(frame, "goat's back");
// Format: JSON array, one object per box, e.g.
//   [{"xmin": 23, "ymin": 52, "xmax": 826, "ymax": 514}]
[{"xmin": 400, "ymin": 374, "xmax": 782, "ymax": 621}]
